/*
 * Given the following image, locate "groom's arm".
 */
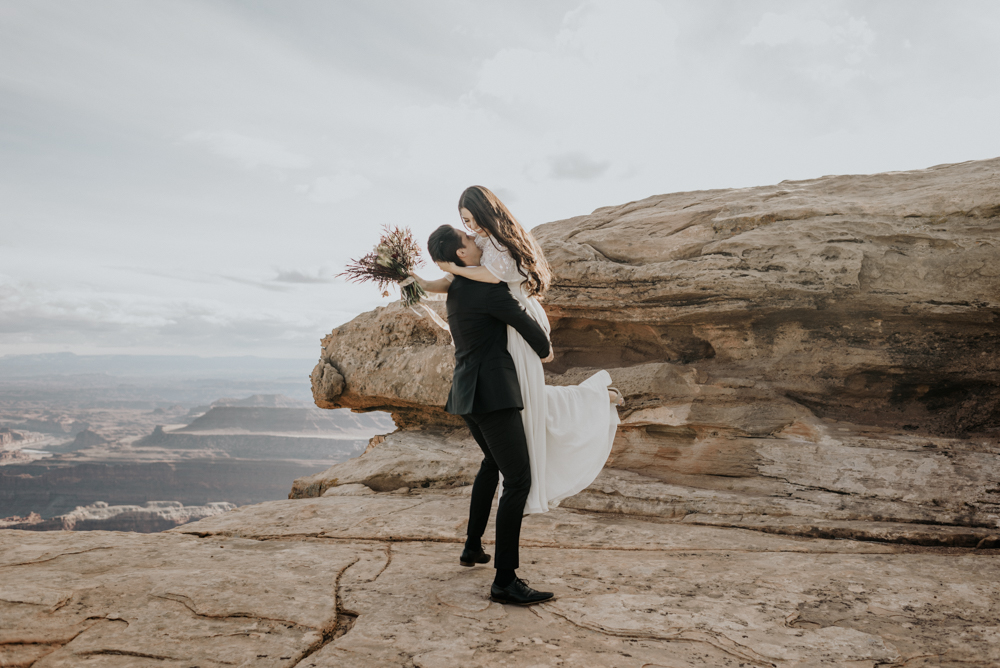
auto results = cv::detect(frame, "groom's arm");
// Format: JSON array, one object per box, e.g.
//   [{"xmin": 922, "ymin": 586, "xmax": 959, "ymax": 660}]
[{"xmin": 485, "ymin": 284, "xmax": 551, "ymax": 359}]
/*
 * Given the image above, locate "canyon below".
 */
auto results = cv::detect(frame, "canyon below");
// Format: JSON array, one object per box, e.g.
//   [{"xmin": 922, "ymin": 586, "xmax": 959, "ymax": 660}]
[
  {"xmin": 0, "ymin": 356, "xmax": 392, "ymax": 530},
  {"xmin": 2, "ymin": 158, "xmax": 999, "ymax": 667}
]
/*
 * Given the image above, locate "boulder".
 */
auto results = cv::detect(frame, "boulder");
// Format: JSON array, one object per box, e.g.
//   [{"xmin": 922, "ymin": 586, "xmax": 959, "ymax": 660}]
[
  {"xmin": 311, "ymin": 300, "xmax": 459, "ymax": 429},
  {"xmin": 289, "ymin": 428, "xmax": 481, "ymax": 497}
]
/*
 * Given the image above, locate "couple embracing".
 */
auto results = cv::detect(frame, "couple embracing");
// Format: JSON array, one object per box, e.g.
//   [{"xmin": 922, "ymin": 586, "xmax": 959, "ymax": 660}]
[{"xmin": 410, "ymin": 186, "xmax": 621, "ymax": 606}]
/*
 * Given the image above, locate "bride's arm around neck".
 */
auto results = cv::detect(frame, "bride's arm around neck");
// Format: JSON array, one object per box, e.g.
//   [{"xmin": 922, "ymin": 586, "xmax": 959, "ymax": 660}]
[
  {"xmin": 445, "ymin": 263, "xmax": 501, "ymax": 284},
  {"xmin": 409, "ymin": 272, "xmax": 453, "ymax": 293}
]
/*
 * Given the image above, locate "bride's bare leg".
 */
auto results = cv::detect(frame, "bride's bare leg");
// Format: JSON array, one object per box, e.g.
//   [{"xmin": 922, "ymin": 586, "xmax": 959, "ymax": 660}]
[{"xmin": 608, "ymin": 387, "xmax": 624, "ymax": 406}]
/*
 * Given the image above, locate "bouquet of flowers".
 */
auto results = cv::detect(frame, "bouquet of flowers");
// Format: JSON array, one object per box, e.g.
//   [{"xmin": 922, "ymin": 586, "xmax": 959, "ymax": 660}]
[{"xmin": 340, "ymin": 225, "xmax": 427, "ymax": 306}]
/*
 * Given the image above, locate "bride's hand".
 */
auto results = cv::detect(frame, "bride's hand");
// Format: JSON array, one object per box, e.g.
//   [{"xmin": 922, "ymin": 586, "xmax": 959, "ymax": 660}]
[
  {"xmin": 541, "ymin": 350, "xmax": 554, "ymax": 363},
  {"xmin": 435, "ymin": 260, "xmax": 458, "ymax": 274}
]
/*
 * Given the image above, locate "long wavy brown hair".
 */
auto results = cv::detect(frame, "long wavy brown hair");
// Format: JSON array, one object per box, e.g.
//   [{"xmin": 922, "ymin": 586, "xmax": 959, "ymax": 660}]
[{"xmin": 458, "ymin": 186, "xmax": 552, "ymax": 298}]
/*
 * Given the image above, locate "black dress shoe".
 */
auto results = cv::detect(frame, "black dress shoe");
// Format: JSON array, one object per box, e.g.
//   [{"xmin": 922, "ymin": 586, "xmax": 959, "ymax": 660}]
[
  {"xmin": 459, "ymin": 547, "xmax": 491, "ymax": 567},
  {"xmin": 490, "ymin": 578, "xmax": 554, "ymax": 606}
]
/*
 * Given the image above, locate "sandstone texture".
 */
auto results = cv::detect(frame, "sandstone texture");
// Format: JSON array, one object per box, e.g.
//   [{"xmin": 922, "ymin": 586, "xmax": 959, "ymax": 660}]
[
  {"xmin": 5, "ymin": 487, "xmax": 1000, "ymax": 667},
  {"xmin": 311, "ymin": 298, "xmax": 459, "ymax": 429},
  {"xmin": 308, "ymin": 158, "xmax": 1000, "ymax": 546},
  {"xmin": 0, "ymin": 427, "xmax": 27, "ymax": 447},
  {"xmin": 289, "ymin": 428, "xmax": 481, "ymax": 497}
]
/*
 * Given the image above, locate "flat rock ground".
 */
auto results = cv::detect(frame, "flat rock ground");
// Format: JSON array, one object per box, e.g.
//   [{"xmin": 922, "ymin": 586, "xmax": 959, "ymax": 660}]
[{"xmin": 2, "ymin": 489, "xmax": 999, "ymax": 667}]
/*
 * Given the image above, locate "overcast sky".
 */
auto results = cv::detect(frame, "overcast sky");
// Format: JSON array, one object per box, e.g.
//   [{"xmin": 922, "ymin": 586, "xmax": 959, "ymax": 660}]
[{"xmin": 2, "ymin": 0, "xmax": 998, "ymax": 359}]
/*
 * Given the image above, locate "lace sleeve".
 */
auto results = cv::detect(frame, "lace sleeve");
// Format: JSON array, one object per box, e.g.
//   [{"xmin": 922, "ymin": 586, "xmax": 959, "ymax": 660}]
[{"xmin": 480, "ymin": 238, "xmax": 525, "ymax": 283}]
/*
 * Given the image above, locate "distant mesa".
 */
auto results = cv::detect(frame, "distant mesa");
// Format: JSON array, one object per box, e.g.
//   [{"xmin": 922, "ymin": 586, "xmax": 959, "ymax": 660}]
[
  {"xmin": 177, "ymin": 394, "xmax": 393, "ymax": 435},
  {"xmin": 70, "ymin": 429, "xmax": 109, "ymax": 448},
  {"xmin": 178, "ymin": 406, "xmax": 391, "ymax": 435},
  {"xmin": 131, "ymin": 394, "xmax": 395, "ymax": 463},
  {"xmin": 212, "ymin": 394, "xmax": 309, "ymax": 408},
  {"xmin": 40, "ymin": 427, "xmax": 113, "ymax": 455},
  {"xmin": 184, "ymin": 395, "xmax": 322, "ymax": 421},
  {"xmin": 0, "ymin": 500, "xmax": 236, "ymax": 532},
  {"xmin": 0, "ymin": 449, "xmax": 31, "ymax": 463},
  {"xmin": 2, "ymin": 418, "xmax": 90, "ymax": 435},
  {"xmin": 149, "ymin": 405, "xmax": 187, "ymax": 416},
  {"xmin": 185, "ymin": 405, "xmax": 212, "ymax": 419},
  {"xmin": 0, "ymin": 427, "xmax": 26, "ymax": 447}
]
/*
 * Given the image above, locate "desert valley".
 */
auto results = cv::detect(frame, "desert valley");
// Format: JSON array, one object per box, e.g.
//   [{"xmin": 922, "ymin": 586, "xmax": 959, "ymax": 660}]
[{"xmin": 0, "ymin": 354, "xmax": 392, "ymax": 531}]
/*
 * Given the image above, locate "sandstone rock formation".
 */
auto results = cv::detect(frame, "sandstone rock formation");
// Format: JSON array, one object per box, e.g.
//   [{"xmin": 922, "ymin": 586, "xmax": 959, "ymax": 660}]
[
  {"xmin": 290, "ymin": 428, "xmax": 481, "ymax": 497},
  {"xmin": 177, "ymin": 404, "xmax": 391, "ymax": 434},
  {"xmin": 0, "ymin": 500, "xmax": 235, "ymax": 532},
  {"xmin": 4, "ymin": 487, "xmax": 999, "ymax": 666},
  {"xmin": 0, "ymin": 449, "xmax": 31, "ymax": 463},
  {"xmin": 67, "ymin": 428, "xmax": 108, "ymax": 448},
  {"xmin": 534, "ymin": 158, "xmax": 1000, "ymax": 437},
  {"xmin": 310, "ymin": 299, "xmax": 458, "ymax": 429},
  {"xmin": 307, "ymin": 158, "xmax": 1000, "ymax": 546},
  {"xmin": 131, "ymin": 394, "xmax": 395, "ymax": 463},
  {"xmin": 2, "ymin": 417, "xmax": 89, "ymax": 435},
  {"xmin": 0, "ymin": 427, "xmax": 26, "ymax": 447}
]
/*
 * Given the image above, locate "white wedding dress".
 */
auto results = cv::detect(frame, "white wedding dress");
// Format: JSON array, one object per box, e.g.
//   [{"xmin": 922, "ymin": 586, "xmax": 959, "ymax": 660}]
[{"xmin": 475, "ymin": 234, "xmax": 619, "ymax": 514}]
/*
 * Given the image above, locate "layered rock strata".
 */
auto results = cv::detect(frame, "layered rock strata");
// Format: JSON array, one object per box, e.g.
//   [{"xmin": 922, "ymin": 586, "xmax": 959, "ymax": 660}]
[
  {"xmin": 308, "ymin": 158, "xmax": 1000, "ymax": 543},
  {"xmin": 0, "ymin": 427, "xmax": 26, "ymax": 447}
]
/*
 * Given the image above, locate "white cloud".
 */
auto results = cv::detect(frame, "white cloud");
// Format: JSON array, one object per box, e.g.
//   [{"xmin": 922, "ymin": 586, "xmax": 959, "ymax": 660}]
[
  {"xmin": 272, "ymin": 269, "xmax": 335, "ymax": 284},
  {"xmin": 739, "ymin": 12, "xmax": 876, "ymax": 88},
  {"xmin": 219, "ymin": 275, "xmax": 292, "ymax": 292},
  {"xmin": 295, "ymin": 169, "xmax": 373, "ymax": 204},
  {"xmin": 742, "ymin": 13, "xmax": 840, "ymax": 47},
  {"xmin": 473, "ymin": 0, "xmax": 678, "ymax": 115},
  {"xmin": 0, "ymin": 272, "xmax": 343, "ymax": 356},
  {"xmin": 741, "ymin": 12, "xmax": 874, "ymax": 55},
  {"xmin": 184, "ymin": 131, "xmax": 312, "ymax": 170},
  {"xmin": 547, "ymin": 152, "xmax": 611, "ymax": 181},
  {"xmin": 2, "ymin": 1, "xmax": 1000, "ymax": 359}
]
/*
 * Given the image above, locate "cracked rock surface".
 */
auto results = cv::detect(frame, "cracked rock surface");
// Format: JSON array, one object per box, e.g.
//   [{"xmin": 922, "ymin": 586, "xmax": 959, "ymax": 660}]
[
  {"xmin": 0, "ymin": 530, "xmax": 355, "ymax": 667},
  {"xmin": 5, "ymin": 487, "xmax": 999, "ymax": 666}
]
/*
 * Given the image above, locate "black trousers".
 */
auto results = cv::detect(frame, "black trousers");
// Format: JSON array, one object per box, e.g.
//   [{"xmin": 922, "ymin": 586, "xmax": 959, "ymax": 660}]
[{"xmin": 462, "ymin": 407, "xmax": 531, "ymax": 571}]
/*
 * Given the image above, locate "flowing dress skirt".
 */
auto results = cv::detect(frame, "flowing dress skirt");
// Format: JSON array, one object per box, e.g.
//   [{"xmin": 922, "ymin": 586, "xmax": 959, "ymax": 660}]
[{"xmin": 504, "ymin": 281, "xmax": 619, "ymax": 515}]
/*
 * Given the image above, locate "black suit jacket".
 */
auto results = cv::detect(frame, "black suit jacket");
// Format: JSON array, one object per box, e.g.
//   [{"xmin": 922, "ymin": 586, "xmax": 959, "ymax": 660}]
[{"xmin": 444, "ymin": 276, "xmax": 551, "ymax": 416}]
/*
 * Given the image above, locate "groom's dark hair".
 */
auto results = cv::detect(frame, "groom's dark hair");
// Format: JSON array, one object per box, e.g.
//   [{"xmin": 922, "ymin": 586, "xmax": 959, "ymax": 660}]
[{"xmin": 427, "ymin": 225, "xmax": 466, "ymax": 267}]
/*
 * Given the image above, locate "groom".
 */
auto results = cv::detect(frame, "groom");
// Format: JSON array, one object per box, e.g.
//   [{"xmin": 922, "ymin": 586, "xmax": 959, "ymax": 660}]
[{"xmin": 427, "ymin": 224, "xmax": 555, "ymax": 606}]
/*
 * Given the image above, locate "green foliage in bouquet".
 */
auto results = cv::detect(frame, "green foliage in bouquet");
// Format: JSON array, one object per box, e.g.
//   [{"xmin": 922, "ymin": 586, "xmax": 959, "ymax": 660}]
[{"xmin": 340, "ymin": 225, "xmax": 427, "ymax": 306}]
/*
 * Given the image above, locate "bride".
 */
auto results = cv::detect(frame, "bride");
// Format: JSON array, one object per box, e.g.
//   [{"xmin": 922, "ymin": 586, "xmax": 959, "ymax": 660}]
[{"xmin": 414, "ymin": 185, "xmax": 621, "ymax": 514}]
